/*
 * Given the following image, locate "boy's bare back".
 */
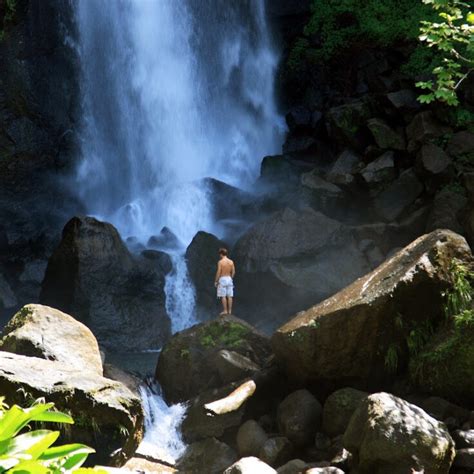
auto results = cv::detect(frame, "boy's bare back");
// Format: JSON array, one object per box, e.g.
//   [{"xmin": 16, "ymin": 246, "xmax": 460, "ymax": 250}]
[{"xmin": 217, "ymin": 257, "xmax": 235, "ymax": 278}]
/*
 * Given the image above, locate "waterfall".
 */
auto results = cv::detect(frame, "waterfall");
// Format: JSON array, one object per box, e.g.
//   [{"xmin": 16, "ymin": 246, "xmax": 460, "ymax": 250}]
[{"xmin": 73, "ymin": 0, "xmax": 284, "ymax": 465}]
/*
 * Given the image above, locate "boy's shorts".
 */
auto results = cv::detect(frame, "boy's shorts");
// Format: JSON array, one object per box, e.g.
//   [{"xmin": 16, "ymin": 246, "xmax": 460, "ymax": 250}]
[{"xmin": 217, "ymin": 276, "xmax": 234, "ymax": 297}]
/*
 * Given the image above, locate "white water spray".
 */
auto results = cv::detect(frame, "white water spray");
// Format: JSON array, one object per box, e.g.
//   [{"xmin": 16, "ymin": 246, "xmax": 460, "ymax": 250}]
[{"xmin": 74, "ymin": 0, "xmax": 284, "ymax": 464}]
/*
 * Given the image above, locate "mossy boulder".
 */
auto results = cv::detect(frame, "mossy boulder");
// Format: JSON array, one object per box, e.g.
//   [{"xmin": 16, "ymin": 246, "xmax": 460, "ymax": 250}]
[
  {"xmin": 271, "ymin": 230, "xmax": 472, "ymax": 389},
  {"xmin": 344, "ymin": 392, "xmax": 455, "ymax": 474},
  {"xmin": 409, "ymin": 326, "xmax": 474, "ymax": 405},
  {"xmin": 0, "ymin": 351, "xmax": 143, "ymax": 466},
  {"xmin": 155, "ymin": 315, "xmax": 272, "ymax": 403},
  {"xmin": 0, "ymin": 304, "xmax": 102, "ymax": 374}
]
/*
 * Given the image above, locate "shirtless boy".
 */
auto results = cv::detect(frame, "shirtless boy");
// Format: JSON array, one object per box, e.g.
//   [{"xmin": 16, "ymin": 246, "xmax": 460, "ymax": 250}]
[{"xmin": 214, "ymin": 248, "xmax": 235, "ymax": 315}]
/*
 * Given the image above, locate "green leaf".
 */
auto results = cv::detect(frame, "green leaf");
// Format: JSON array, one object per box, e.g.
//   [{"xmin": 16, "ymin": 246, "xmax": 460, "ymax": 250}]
[
  {"xmin": 39, "ymin": 443, "xmax": 94, "ymax": 462},
  {"xmin": 33, "ymin": 411, "xmax": 74, "ymax": 425},
  {"xmin": 0, "ymin": 430, "xmax": 58, "ymax": 459},
  {"xmin": 6, "ymin": 460, "xmax": 49, "ymax": 474}
]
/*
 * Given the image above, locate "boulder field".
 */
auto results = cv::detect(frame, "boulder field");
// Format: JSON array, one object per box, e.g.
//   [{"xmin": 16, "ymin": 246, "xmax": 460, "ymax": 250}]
[
  {"xmin": 152, "ymin": 228, "xmax": 474, "ymax": 473},
  {"xmin": 0, "ymin": 304, "xmax": 144, "ymax": 467}
]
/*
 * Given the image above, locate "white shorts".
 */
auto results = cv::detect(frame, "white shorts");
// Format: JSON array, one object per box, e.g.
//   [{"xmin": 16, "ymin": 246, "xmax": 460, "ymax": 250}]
[{"xmin": 217, "ymin": 276, "xmax": 234, "ymax": 298}]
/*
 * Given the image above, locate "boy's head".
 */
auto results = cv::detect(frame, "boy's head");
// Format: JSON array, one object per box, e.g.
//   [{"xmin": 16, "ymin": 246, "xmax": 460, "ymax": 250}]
[{"xmin": 218, "ymin": 248, "xmax": 228, "ymax": 257}]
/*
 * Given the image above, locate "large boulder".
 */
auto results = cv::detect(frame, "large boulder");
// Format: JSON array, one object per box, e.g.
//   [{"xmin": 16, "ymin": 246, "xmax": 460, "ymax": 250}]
[
  {"xmin": 40, "ymin": 216, "xmax": 171, "ymax": 351},
  {"xmin": 272, "ymin": 230, "xmax": 472, "ymax": 387},
  {"xmin": 155, "ymin": 315, "xmax": 272, "ymax": 403},
  {"xmin": 237, "ymin": 420, "xmax": 269, "ymax": 457},
  {"xmin": 185, "ymin": 231, "xmax": 228, "ymax": 315},
  {"xmin": 0, "ymin": 304, "xmax": 102, "ymax": 374},
  {"xmin": 234, "ymin": 208, "xmax": 373, "ymax": 329},
  {"xmin": 367, "ymin": 118, "xmax": 406, "ymax": 151},
  {"xmin": 344, "ymin": 392, "xmax": 455, "ymax": 474},
  {"xmin": 0, "ymin": 351, "xmax": 143, "ymax": 466},
  {"xmin": 225, "ymin": 456, "xmax": 276, "ymax": 474}
]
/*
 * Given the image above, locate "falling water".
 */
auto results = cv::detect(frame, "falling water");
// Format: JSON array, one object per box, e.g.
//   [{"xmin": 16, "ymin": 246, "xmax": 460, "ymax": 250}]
[{"xmin": 74, "ymin": 0, "xmax": 283, "ymax": 465}]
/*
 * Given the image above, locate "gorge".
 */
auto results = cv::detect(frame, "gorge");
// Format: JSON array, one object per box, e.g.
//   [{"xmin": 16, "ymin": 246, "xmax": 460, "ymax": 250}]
[{"xmin": 0, "ymin": 0, "xmax": 473, "ymax": 473}]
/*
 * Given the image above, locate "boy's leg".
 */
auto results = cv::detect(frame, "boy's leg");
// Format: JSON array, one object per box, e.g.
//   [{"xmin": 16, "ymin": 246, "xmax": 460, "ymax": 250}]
[
  {"xmin": 221, "ymin": 297, "xmax": 228, "ymax": 315},
  {"xmin": 227, "ymin": 297, "xmax": 233, "ymax": 315}
]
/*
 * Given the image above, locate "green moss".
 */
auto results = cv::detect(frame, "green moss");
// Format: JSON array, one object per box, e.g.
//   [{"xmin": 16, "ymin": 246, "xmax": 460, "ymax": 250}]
[
  {"xmin": 0, "ymin": 0, "xmax": 17, "ymax": 42},
  {"xmin": 199, "ymin": 321, "xmax": 250, "ymax": 349}
]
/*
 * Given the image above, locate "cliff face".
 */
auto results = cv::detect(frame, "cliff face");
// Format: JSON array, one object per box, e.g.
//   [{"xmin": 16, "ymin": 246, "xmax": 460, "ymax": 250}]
[{"xmin": 0, "ymin": 0, "xmax": 81, "ymax": 319}]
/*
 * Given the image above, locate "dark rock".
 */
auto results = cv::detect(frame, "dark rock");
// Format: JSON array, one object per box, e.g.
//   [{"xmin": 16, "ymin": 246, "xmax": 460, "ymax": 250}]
[
  {"xmin": 325, "ymin": 149, "xmax": 362, "ymax": 186},
  {"xmin": 417, "ymin": 143, "xmax": 452, "ymax": 176},
  {"xmin": 326, "ymin": 99, "xmax": 373, "ymax": 150},
  {"xmin": 225, "ymin": 456, "xmax": 276, "ymax": 474},
  {"xmin": 259, "ymin": 437, "xmax": 294, "ymax": 467},
  {"xmin": 40, "ymin": 216, "xmax": 171, "ymax": 351},
  {"xmin": 367, "ymin": 118, "xmax": 406, "ymax": 151},
  {"xmin": 360, "ymin": 151, "xmax": 396, "ymax": 185},
  {"xmin": 272, "ymin": 230, "xmax": 472, "ymax": 388},
  {"xmin": 185, "ymin": 231, "xmax": 228, "ymax": 315},
  {"xmin": 447, "ymin": 131, "xmax": 474, "ymax": 160},
  {"xmin": 418, "ymin": 397, "xmax": 471, "ymax": 425},
  {"xmin": 147, "ymin": 226, "xmax": 183, "ymax": 250},
  {"xmin": 406, "ymin": 111, "xmax": 451, "ymax": 152},
  {"xmin": 155, "ymin": 315, "xmax": 272, "ymax": 403},
  {"xmin": 260, "ymin": 155, "xmax": 305, "ymax": 185},
  {"xmin": 181, "ymin": 382, "xmax": 247, "ymax": 442},
  {"xmin": 344, "ymin": 393, "xmax": 455, "ymax": 474},
  {"xmin": 454, "ymin": 449, "xmax": 474, "ymax": 470},
  {"xmin": 277, "ymin": 389, "xmax": 322, "ymax": 448},
  {"xmin": 237, "ymin": 420, "xmax": 269, "ymax": 457},
  {"xmin": 19, "ymin": 259, "xmax": 48, "ymax": 284},
  {"xmin": 286, "ymin": 106, "xmax": 312, "ymax": 131},
  {"xmin": 0, "ymin": 273, "xmax": 17, "ymax": 311},
  {"xmin": 0, "ymin": 351, "xmax": 143, "ymax": 466},
  {"xmin": 387, "ymin": 89, "xmax": 419, "ymax": 111},
  {"xmin": 322, "ymin": 387, "xmax": 368, "ymax": 437},
  {"xmin": 0, "ymin": 304, "xmax": 102, "ymax": 375},
  {"xmin": 177, "ymin": 438, "xmax": 238, "ymax": 474},
  {"xmin": 426, "ymin": 188, "xmax": 467, "ymax": 234},
  {"xmin": 373, "ymin": 168, "xmax": 423, "ymax": 221},
  {"xmin": 300, "ymin": 171, "xmax": 346, "ymax": 213},
  {"xmin": 140, "ymin": 249, "xmax": 172, "ymax": 274},
  {"xmin": 283, "ymin": 136, "xmax": 318, "ymax": 155}
]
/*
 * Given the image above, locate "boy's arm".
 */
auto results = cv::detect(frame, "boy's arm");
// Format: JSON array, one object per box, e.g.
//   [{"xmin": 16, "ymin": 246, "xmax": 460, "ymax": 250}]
[
  {"xmin": 215, "ymin": 262, "xmax": 221, "ymax": 286},
  {"xmin": 231, "ymin": 262, "xmax": 236, "ymax": 278}
]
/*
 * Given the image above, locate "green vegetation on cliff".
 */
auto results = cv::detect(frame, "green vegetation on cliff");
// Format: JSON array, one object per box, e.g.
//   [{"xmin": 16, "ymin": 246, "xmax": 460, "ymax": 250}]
[{"xmin": 0, "ymin": 0, "xmax": 16, "ymax": 41}]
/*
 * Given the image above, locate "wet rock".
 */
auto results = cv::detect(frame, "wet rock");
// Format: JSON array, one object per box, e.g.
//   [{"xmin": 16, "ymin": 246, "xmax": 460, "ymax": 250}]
[
  {"xmin": 272, "ymin": 230, "xmax": 472, "ymax": 387},
  {"xmin": 325, "ymin": 149, "xmax": 362, "ymax": 186},
  {"xmin": 417, "ymin": 143, "xmax": 452, "ymax": 176},
  {"xmin": 283, "ymin": 136, "xmax": 317, "ymax": 155},
  {"xmin": 447, "ymin": 131, "xmax": 474, "ymax": 160},
  {"xmin": 140, "ymin": 249, "xmax": 173, "ymax": 274},
  {"xmin": 326, "ymin": 99, "xmax": 373, "ymax": 149},
  {"xmin": 277, "ymin": 389, "xmax": 322, "ymax": 447},
  {"xmin": 40, "ymin": 216, "xmax": 171, "ymax": 351},
  {"xmin": 234, "ymin": 208, "xmax": 372, "ymax": 328},
  {"xmin": 177, "ymin": 438, "xmax": 237, "ymax": 474},
  {"xmin": 367, "ymin": 118, "xmax": 406, "ymax": 150},
  {"xmin": 0, "ymin": 351, "xmax": 143, "ymax": 466},
  {"xmin": 322, "ymin": 387, "xmax": 368, "ymax": 437},
  {"xmin": 286, "ymin": 106, "xmax": 312, "ymax": 131},
  {"xmin": 0, "ymin": 304, "xmax": 102, "ymax": 375},
  {"xmin": 387, "ymin": 89, "xmax": 419, "ymax": 111},
  {"xmin": 185, "ymin": 231, "xmax": 228, "ymax": 315},
  {"xmin": 373, "ymin": 168, "xmax": 423, "ymax": 221},
  {"xmin": 344, "ymin": 392, "xmax": 455, "ymax": 474},
  {"xmin": 360, "ymin": 151, "xmax": 395, "ymax": 184},
  {"xmin": 147, "ymin": 226, "xmax": 183, "ymax": 250},
  {"xmin": 225, "ymin": 456, "xmax": 276, "ymax": 474},
  {"xmin": 426, "ymin": 187, "xmax": 467, "ymax": 234},
  {"xmin": 300, "ymin": 171, "xmax": 345, "ymax": 213},
  {"xmin": 259, "ymin": 437, "xmax": 294, "ymax": 467},
  {"xmin": 454, "ymin": 449, "xmax": 474, "ymax": 470},
  {"xmin": 406, "ymin": 111, "xmax": 451, "ymax": 152},
  {"xmin": 0, "ymin": 273, "xmax": 17, "ymax": 310},
  {"xmin": 260, "ymin": 155, "xmax": 307, "ymax": 185},
  {"xmin": 19, "ymin": 259, "xmax": 48, "ymax": 283},
  {"xmin": 156, "ymin": 315, "xmax": 271, "ymax": 403},
  {"xmin": 237, "ymin": 419, "xmax": 269, "ymax": 457},
  {"xmin": 276, "ymin": 459, "xmax": 307, "ymax": 474}
]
